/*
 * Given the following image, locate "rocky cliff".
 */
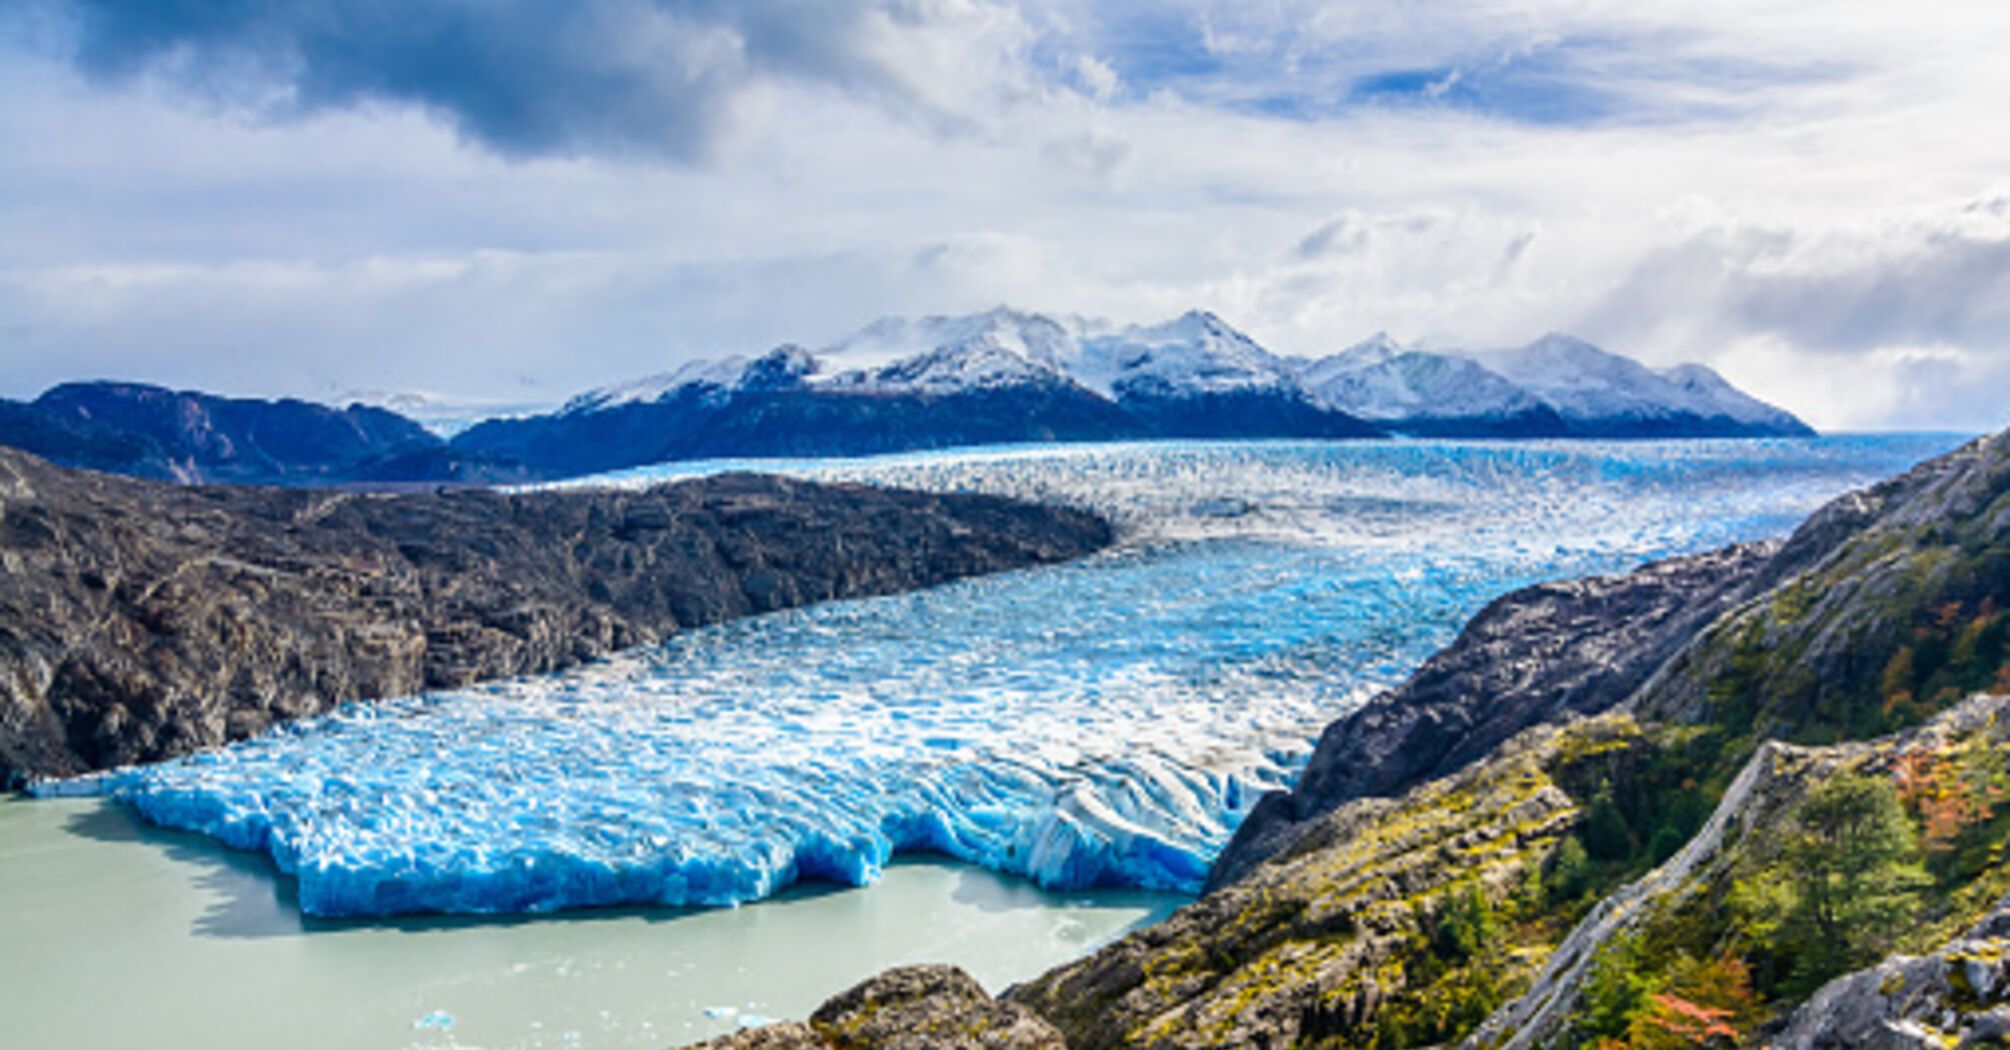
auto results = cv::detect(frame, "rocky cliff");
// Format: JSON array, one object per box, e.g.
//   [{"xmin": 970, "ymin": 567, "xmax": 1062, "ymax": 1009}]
[
  {"xmin": 1628, "ymin": 428, "xmax": 2010, "ymax": 741},
  {"xmin": 1008, "ymin": 715, "xmax": 1624, "ymax": 1049},
  {"xmin": 1214, "ymin": 426, "xmax": 2008, "ymax": 890},
  {"xmin": 0, "ymin": 447, "xmax": 1112, "ymax": 786}
]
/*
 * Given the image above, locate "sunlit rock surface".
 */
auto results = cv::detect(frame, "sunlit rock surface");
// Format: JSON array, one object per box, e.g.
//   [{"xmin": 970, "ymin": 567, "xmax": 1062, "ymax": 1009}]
[{"xmin": 50, "ymin": 436, "xmax": 1963, "ymax": 916}]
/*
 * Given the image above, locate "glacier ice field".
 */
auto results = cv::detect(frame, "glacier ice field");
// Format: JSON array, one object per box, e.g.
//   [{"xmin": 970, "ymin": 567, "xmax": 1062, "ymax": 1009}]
[{"xmin": 47, "ymin": 435, "xmax": 1966, "ymax": 916}]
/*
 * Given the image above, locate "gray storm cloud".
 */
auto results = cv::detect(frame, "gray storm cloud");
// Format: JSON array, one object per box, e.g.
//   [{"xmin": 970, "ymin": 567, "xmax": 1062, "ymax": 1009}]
[
  {"xmin": 1581, "ymin": 197, "xmax": 2010, "ymax": 357},
  {"xmin": 45, "ymin": 0, "xmax": 1017, "ymax": 160}
]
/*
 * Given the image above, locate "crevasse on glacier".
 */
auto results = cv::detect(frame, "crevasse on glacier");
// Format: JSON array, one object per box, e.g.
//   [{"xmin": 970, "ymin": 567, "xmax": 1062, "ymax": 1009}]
[{"xmin": 50, "ymin": 436, "xmax": 1960, "ymax": 916}]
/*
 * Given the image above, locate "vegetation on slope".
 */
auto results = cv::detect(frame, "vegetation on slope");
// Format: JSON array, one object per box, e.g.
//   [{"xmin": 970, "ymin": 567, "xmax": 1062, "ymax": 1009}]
[
  {"xmin": 1526, "ymin": 698, "xmax": 2010, "ymax": 1048},
  {"xmin": 1009, "ymin": 716, "xmax": 1654, "ymax": 1049}
]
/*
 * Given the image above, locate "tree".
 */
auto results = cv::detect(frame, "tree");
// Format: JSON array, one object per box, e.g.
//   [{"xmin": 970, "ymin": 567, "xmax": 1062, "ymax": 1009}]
[
  {"xmin": 1583, "ymin": 781, "xmax": 1634, "ymax": 861},
  {"xmin": 1630, "ymin": 955, "xmax": 1755, "ymax": 1049},
  {"xmin": 1738, "ymin": 772, "xmax": 1929, "ymax": 993},
  {"xmin": 1546, "ymin": 834, "xmax": 1593, "ymax": 905},
  {"xmin": 1431, "ymin": 882, "xmax": 1496, "ymax": 962}
]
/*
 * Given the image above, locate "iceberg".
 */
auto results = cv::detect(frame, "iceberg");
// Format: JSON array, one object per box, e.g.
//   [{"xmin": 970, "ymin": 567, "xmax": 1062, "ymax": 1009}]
[{"xmin": 46, "ymin": 436, "xmax": 1956, "ymax": 916}]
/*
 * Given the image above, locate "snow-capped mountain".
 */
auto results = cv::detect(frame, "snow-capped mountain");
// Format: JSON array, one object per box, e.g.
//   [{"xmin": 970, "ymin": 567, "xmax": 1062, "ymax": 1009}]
[
  {"xmin": 819, "ymin": 310, "xmax": 1080, "ymax": 397},
  {"xmin": 1298, "ymin": 337, "xmax": 1565, "ymax": 437},
  {"xmin": 453, "ymin": 309, "xmax": 1382, "ymax": 475},
  {"xmin": 1303, "ymin": 332, "xmax": 1811, "ymax": 439},
  {"xmin": 450, "ymin": 309, "xmax": 1808, "ymax": 477},
  {"xmin": 1299, "ymin": 332, "xmax": 1406, "ymax": 391},
  {"xmin": 1472, "ymin": 334, "xmax": 1812, "ymax": 437},
  {"xmin": 1658, "ymin": 362, "xmax": 1812, "ymax": 433},
  {"xmin": 1066, "ymin": 310, "xmax": 1301, "ymax": 398},
  {"xmin": 823, "ymin": 307, "xmax": 1079, "ymax": 374}
]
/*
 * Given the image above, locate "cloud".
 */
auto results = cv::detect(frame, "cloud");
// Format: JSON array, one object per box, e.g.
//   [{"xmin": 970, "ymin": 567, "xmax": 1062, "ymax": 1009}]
[
  {"xmin": 4, "ymin": 0, "xmax": 2009, "ymax": 432},
  {"xmin": 1568, "ymin": 191, "xmax": 2010, "ymax": 428},
  {"xmin": 1072, "ymin": 53, "xmax": 1119, "ymax": 100},
  {"xmin": 36, "ymin": 0, "xmax": 1037, "ymax": 160},
  {"xmin": 1031, "ymin": 2, "xmax": 1842, "ymax": 127}
]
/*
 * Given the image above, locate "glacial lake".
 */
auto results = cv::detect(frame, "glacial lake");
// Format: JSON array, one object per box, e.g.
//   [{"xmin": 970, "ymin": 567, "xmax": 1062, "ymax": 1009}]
[
  {"xmin": 0, "ymin": 796, "xmax": 1180, "ymax": 1048},
  {"xmin": 1, "ymin": 434, "xmax": 1972, "ymax": 1048}
]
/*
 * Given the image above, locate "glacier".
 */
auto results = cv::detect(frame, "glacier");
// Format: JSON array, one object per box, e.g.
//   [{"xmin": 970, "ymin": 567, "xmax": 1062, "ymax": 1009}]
[{"xmin": 45, "ymin": 435, "xmax": 1964, "ymax": 917}]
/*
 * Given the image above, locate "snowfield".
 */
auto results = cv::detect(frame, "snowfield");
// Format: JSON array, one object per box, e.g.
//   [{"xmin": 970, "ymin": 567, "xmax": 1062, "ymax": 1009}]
[{"xmin": 47, "ymin": 436, "xmax": 1959, "ymax": 916}]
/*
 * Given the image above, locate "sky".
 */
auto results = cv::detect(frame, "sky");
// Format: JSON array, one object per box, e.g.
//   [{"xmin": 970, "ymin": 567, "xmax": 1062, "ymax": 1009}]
[{"xmin": 2, "ymin": 0, "xmax": 2007, "ymax": 432}]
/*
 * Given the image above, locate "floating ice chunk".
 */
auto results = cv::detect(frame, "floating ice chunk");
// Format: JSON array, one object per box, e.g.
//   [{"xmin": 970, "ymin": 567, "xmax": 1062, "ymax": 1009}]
[
  {"xmin": 703, "ymin": 1006, "xmax": 737, "ymax": 1020},
  {"xmin": 411, "ymin": 1010, "xmax": 455, "ymax": 1031}
]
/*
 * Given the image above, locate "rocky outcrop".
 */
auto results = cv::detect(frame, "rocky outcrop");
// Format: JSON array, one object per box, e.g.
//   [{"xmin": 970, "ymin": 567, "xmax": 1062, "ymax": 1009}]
[
  {"xmin": 0, "ymin": 447, "xmax": 1112, "ymax": 786},
  {"xmin": 688, "ymin": 966, "xmax": 1064, "ymax": 1050},
  {"xmin": 1211, "ymin": 540, "xmax": 1778, "ymax": 889},
  {"xmin": 1006, "ymin": 717, "xmax": 1624, "ymax": 1050},
  {"xmin": 1772, "ymin": 893, "xmax": 2010, "ymax": 1050}
]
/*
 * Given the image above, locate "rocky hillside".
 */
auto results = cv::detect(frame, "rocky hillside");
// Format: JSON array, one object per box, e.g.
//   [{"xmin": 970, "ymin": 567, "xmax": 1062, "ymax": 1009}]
[
  {"xmin": 1010, "ymin": 714, "xmax": 1625, "ymax": 1049},
  {"xmin": 1771, "ymin": 889, "xmax": 2010, "ymax": 1048},
  {"xmin": 1468, "ymin": 693, "xmax": 2010, "ymax": 1048},
  {"xmin": 670, "ymin": 428, "xmax": 2007, "ymax": 1049},
  {"xmin": 1629, "ymin": 425, "xmax": 2010, "ymax": 743},
  {"xmin": 1216, "ymin": 427, "xmax": 2007, "ymax": 890},
  {"xmin": 0, "ymin": 447, "xmax": 1112, "ymax": 786}
]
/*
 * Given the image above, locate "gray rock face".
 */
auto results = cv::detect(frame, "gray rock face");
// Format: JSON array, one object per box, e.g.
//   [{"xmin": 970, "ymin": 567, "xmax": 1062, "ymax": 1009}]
[
  {"xmin": 1629, "ymin": 428, "xmax": 2010, "ymax": 734},
  {"xmin": 683, "ymin": 965, "xmax": 1065, "ymax": 1050},
  {"xmin": 1209, "ymin": 540, "xmax": 1777, "ymax": 889},
  {"xmin": 0, "ymin": 447, "xmax": 1112, "ymax": 786},
  {"xmin": 1771, "ymin": 893, "xmax": 2010, "ymax": 1050}
]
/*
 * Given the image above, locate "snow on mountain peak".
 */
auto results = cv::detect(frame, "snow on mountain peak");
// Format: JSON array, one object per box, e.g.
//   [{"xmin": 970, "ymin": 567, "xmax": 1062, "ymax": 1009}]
[
  {"xmin": 1476, "ymin": 334, "xmax": 1808, "ymax": 431},
  {"xmin": 739, "ymin": 345, "xmax": 819, "ymax": 392},
  {"xmin": 560, "ymin": 355, "xmax": 753, "ymax": 415},
  {"xmin": 1304, "ymin": 348, "xmax": 1542, "ymax": 423},
  {"xmin": 1657, "ymin": 362, "xmax": 1807, "ymax": 428},
  {"xmin": 825, "ymin": 307, "xmax": 1077, "ymax": 370},
  {"xmin": 817, "ymin": 308, "xmax": 1083, "ymax": 395},
  {"xmin": 1300, "ymin": 332, "xmax": 1408, "ymax": 390},
  {"xmin": 1069, "ymin": 310, "xmax": 1300, "ymax": 398}
]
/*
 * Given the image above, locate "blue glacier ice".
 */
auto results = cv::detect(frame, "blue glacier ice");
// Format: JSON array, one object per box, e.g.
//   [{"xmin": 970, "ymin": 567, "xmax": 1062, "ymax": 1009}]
[{"xmin": 46, "ymin": 436, "xmax": 1966, "ymax": 916}]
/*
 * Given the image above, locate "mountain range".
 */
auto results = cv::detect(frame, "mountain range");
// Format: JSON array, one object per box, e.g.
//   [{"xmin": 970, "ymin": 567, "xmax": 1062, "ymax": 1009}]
[{"xmin": 1, "ymin": 309, "xmax": 1812, "ymax": 485}]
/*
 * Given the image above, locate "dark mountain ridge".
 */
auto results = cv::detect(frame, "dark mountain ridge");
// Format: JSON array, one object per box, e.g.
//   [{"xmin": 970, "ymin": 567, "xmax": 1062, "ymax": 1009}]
[{"xmin": 0, "ymin": 381, "xmax": 523, "ymax": 486}]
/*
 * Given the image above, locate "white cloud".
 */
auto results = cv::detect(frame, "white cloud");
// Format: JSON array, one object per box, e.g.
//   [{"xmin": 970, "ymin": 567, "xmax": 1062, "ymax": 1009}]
[{"xmin": 1072, "ymin": 54, "xmax": 1120, "ymax": 101}]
